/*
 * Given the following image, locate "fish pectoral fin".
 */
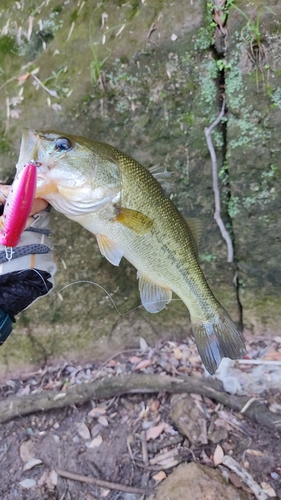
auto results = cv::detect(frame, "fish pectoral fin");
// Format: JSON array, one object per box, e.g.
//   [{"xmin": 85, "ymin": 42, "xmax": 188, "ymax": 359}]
[
  {"xmin": 96, "ymin": 234, "xmax": 123, "ymax": 266},
  {"xmin": 184, "ymin": 217, "xmax": 203, "ymax": 247},
  {"xmin": 114, "ymin": 207, "xmax": 153, "ymax": 235},
  {"xmin": 138, "ymin": 272, "xmax": 172, "ymax": 313}
]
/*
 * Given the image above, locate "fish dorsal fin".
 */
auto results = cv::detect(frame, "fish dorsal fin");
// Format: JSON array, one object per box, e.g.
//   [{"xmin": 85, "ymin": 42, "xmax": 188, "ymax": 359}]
[
  {"xmin": 96, "ymin": 234, "xmax": 123, "ymax": 266},
  {"xmin": 114, "ymin": 207, "xmax": 153, "ymax": 235},
  {"xmin": 149, "ymin": 164, "xmax": 173, "ymax": 193},
  {"xmin": 138, "ymin": 272, "xmax": 172, "ymax": 313},
  {"xmin": 184, "ymin": 217, "xmax": 203, "ymax": 247}
]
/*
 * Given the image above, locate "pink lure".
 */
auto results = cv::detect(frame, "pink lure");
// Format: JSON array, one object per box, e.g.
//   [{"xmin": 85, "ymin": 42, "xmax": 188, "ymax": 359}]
[{"xmin": 0, "ymin": 162, "xmax": 37, "ymax": 247}]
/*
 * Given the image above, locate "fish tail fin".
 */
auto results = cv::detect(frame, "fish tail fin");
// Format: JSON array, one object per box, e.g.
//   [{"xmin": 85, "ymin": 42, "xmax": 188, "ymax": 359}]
[{"xmin": 191, "ymin": 308, "xmax": 246, "ymax": 375}]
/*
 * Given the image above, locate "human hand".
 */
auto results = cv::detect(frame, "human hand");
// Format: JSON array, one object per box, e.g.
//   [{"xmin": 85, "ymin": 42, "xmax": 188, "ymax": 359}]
[{"xmin": 0, "ymin": 184, "xmax": 48, "ymax": 228}]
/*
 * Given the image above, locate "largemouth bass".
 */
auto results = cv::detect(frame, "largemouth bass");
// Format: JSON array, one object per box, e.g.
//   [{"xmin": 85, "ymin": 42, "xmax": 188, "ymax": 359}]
[{"xmin": 16, "ymin": 129, "xmax": 246, "ymax": 374}]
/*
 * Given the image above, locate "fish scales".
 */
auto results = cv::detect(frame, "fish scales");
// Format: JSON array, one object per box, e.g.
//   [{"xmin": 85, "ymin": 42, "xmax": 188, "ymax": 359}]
[
  {"xmin": 15, "ymin": 129, "xmax": 246, "ymax": 374},
  {"xmin": 114, "ymin": 151, "xmax": 212, "ymax": 310}
]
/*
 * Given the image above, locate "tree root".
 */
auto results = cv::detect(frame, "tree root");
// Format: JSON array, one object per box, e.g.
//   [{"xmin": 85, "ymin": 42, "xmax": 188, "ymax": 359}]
[{"xmin": 0, "ymin": 373, "xmax": 279, "ymax": 433}]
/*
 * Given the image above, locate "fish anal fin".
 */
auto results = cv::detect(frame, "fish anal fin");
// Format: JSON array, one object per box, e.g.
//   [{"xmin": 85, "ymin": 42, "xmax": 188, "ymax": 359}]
[
  {"xmin": 114, "ymin": 207, "xmax": 153, "ymax": 235},
  {"xmin": 184, "ymin": 217, "xmax": 203, "ymax": 247},
  {"xmin": 138, "ymin": 272, "xmax": 172, "ymax": 313},
  {"xmin": 96, "ymin": 234, "xmax": 123, "ymax": 266}
]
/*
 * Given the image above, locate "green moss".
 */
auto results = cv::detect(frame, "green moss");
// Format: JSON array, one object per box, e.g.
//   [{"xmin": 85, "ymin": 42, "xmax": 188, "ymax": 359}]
[{"xmin": 0, "ymin": 35, "xmax": 17, "ymax": 62}]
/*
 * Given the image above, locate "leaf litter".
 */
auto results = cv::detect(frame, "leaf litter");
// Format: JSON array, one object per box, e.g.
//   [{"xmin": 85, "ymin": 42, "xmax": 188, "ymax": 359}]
[{"xmin": 0, "ymin": 335, "xmax": 281, "ymax": 498}]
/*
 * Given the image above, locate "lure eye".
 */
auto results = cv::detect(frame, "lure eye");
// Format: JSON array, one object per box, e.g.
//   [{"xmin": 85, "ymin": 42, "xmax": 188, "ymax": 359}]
[{"xmin": 54, "ymin": 137, "xmax": 72, "ymax": 152}]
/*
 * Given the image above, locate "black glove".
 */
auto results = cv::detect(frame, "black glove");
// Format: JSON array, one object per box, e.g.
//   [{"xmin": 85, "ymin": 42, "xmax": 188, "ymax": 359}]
[{"xmin": 0, "ymin": 207, "xmax": 56, "ymax": 345}]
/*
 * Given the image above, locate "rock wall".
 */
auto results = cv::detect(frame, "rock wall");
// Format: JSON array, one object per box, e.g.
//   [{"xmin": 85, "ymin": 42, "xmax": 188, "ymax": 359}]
[{"xmin": 0, "ymin": 0, "xmax": 280, "ymax": 375}]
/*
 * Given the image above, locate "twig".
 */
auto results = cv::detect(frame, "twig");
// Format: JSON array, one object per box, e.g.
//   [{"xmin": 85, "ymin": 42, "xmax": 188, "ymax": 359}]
[
  {"xmin": 150, "ymin": 448, "xmax": 179, "ymax": 465},
  {"xmin": 32, "ymin": 74, "xmax": 59, "ymax": 98},
  {"xmin": 56, "ymin": 469, "xmax": 153, "ymax": 496},
  {"xmin": 238, "ymin": 359, "xmax": 281, "ymax": 366},
  {"xmin": 141, "ymin": 430, "xmax": 149, "ymax": 466},
  {"xmin": 240, "ymin": 398, "xmax": 259, "ymax": 414},
  {"xmin": 1, "ymin": 373, "xmax": 281, "ymax": 433},
  {"xmin": 204, "ymin": 98, "xmax": 234, "ymax": 263},
  {"xmin": 0, "ymin": 63, "xmax": 33, "ymax": 93},
  {"xmin": 222, "ymin": 455, "xmax": 269, "ymax": 500},
  {"xmin": 147, "ymin": 23, "xmax": 157, "ymax": 39}
]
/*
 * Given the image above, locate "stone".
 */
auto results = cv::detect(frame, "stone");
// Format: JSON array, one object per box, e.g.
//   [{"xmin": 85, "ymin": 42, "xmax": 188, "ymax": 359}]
[
  {"xmin": 153, "ymin": 462, "xmax": 247, "ymax": 500},
  {"xmin": 170, "ymin": 394, "xmax": 206, "ymax": 445}
]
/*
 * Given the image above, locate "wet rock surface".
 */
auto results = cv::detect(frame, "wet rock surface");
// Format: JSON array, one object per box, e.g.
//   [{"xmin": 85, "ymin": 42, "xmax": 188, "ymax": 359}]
[{"xmin": 0, "ymin": 0, "xmax": 280, "ymax": 427}]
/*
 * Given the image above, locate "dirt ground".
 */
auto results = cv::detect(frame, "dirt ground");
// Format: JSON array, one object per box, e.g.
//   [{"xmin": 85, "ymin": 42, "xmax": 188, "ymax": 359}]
[{"xmin": 1, "ymin": 336, "xmax": 281, "ymax": 500}]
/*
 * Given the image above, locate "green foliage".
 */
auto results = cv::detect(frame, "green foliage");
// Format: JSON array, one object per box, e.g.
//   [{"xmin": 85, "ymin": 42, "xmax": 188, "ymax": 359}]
[
  {"xmin": 194, "ymin": 27, "xmax": 213, "ymax": 51},
  {"xmin": 270, "ymin": 87, "xmax": 281, "ymax": 109},
  {"xmin": 0, "ymin": 34, "xmax": 17, "ymax": 61},
  {"xmin": 227, "ymin": 1, "xmax": 276, "ymax": 50},
  {"xmin": 200, "ymin": 253, "xmax": 217, "ymax": 262},
  {"xmin": 227, "ymin": 195, "xmax": 240, "ymax": 217},
  {"xmin": 89, "ymin": 45, "xmax": 110, "ymax": 85}
]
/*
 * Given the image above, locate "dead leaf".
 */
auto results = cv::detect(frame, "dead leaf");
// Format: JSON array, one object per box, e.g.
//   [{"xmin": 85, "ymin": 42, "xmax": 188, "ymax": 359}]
[
  {"xmin": 140, "ymin": 336, "xmax": 149, "ymax": 352},
  {"xmin": 269, "ymin": 402, "xmax": 281, "ymax": 413},
  {"xmin": 18, "ymin": 72, "xmax": 30, "ymax": 84},
  {"xmin": 245, "ymin": 449, "xmax": 265, "ymax": 457},
  {"xmin": 10, "ymin": 108, "xmax": 22, "ymax": 119},
  {"xmin": 53, "ymin": 392, "xmax": 66, "ymax": 400},
  {"xmin": 200, "ymin": 450, "xmax": 214, "ymax": 466},
  {"xmin": 88, "ymin": 407, "xmax": 106, "ymax": 418},
  {"xmin": 20, "ymin": 440, "xmax": 35, "ymax": 462},
  {"xmin": 261, "ymin": 482, "xmax": 276, "ymax": 497},
  {"xmin": 129, "ymin": 356, "xmax": 142, "ymax": 364},
  {"xmin": 135, "ymin": 359, "xmax": 152, "ymax": 370},
  {"xmin": 23, "ymin": 458, "xmax": 42, "ymax": 471},
  {"xmin": 213, "ymin": 444, "xmax": 224, "ymax": 466},
  {"xmin": 78, "ymin": 422, "xmax": 91, "ymax": 440},
  {"xmin": 263, "ymin": 352, "xmax": 281, "ymax": 361},
  {"xmin": 152, "ymin": 470, "xmax": 166, "ymax": 482},
  {"xmin": 108, "ymin": 359, "xmax": 116, "ymax": 367},
  {"xmin": 229, "ymin": 472, "xmax": 244, "ymax": 489},
  {"xmin": 173, "ymin": 347, "xmax": 183, "ymax": 360},
  {"xmin": 100, "ymin": 488, "xmax": 110, "ymax": 497},
  {"xmin": 146, "ymin": 422, "xmax": 165, "ymax": 441},
  {"xmin": 98, "ymin": 416, "xmax": 109, "ymax": 427},
  {"xmin": 38, "ymin": 469, "xmax": 58, "ymax": 489},
  {"xmin": 52, "ymin": 103, "xmax": 62, "ymax": 112},
  {"xmin": 47, "ymin": 470, "xmax": 58, "ymax": 489},
  {"xmin": 150, "ymin": 399, "xmax": 160, "ymax": 412},
  {"xmin": 87, "ymin": 435, "xmax": 103, "ymax": 448},
  {"xmin": 19, "ymin": 478, "xmax": 36, "ymax": 489},
  {"xmin": 139, "ymin": 406, "xmax": 149, "ymax": 418}
]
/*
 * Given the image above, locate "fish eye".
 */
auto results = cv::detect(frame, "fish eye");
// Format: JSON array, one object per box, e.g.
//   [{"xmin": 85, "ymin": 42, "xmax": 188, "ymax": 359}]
[{"xmin": 54, "ymin": 137, "xmax": 72, "ymax": 152}]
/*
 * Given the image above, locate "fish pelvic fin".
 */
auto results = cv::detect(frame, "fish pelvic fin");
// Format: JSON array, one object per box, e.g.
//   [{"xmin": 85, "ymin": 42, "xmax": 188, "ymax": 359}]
[{"xmin": 191, "ymin": 309, "xmax": 246, "ymax": 375}]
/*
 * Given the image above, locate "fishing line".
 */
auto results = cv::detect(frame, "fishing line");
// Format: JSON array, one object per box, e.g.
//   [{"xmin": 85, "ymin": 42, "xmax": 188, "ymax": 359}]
[
  {"xmin": 55, "ymin": 279, "xmax": 182, "ymax": 317},
  {"xmin": 57, "ymin": 280, "xmax": 143, "ymax": 317},
  {"xmin": 13, "ymin": 269, "xmax": 182, "ymax": 317}
]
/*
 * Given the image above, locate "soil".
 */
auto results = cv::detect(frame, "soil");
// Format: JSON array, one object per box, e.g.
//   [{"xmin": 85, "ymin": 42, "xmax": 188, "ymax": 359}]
[{"xmin": 1, "ymin": 337, "xmax": 281, "ymax": 500}]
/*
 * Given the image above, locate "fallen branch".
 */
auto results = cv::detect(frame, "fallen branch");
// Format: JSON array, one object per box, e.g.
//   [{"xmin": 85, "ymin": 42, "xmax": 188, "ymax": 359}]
[
  {"xmin": 57, "ymin": 468, "xmax": 153, "ymax": 496},
  {"xmin": 204, "ymin": 98, "xmax": 234, "ymax": 263},
  {"xmin": 0, "ymin": 373, "xmax": 280, "ymax": 433},
  {"xmin": 222, "ymin": 455, "xmax": 269, "ymax": 500}
]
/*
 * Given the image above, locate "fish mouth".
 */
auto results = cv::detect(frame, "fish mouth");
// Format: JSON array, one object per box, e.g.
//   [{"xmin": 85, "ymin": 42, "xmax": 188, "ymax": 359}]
[{"xmin": 16, "ymin": 129, "xmax": 40, "ymax": 170}]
